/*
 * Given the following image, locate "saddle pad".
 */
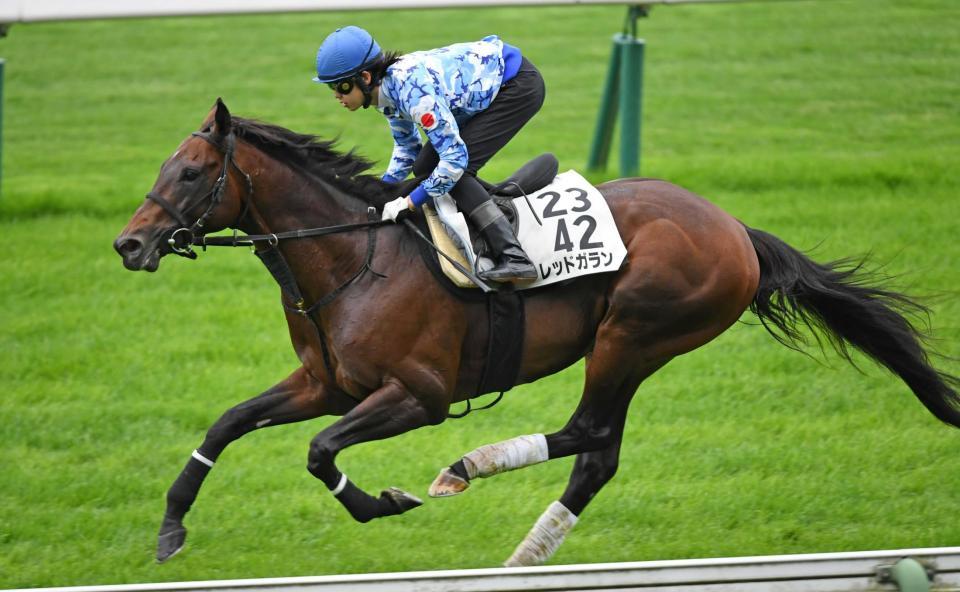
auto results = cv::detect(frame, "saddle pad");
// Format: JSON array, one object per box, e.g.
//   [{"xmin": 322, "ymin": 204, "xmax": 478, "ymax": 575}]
[
  {"xmin": 429, "ymin": 170, "xmax": 628, "ymax": 289},
  {"xmin": 424, "ymin": 202, "xmax": 474, "ymax": 288}
]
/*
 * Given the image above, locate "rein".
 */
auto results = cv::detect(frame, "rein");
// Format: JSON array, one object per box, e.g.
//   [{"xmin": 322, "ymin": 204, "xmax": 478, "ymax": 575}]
[
  {"xmin": 146, "ymin": 128, "xmax": 503, "ymax": 415},
  {"xmin": 147, "ymin": 129, "xmax": 388, "ymax": 389},
  {"xmin": 151, "ymin": 129, "xmax": 391, "ymax": 257},
  {"xmin": 192, "ymin": 218, "xmax": 389, "ymax": 249}
]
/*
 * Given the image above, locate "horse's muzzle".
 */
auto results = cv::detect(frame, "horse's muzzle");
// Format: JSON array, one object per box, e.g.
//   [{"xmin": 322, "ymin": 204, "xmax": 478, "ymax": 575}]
[{"xmin": 114, "ymin": 231, "xmax": 162, "ymax": 272}]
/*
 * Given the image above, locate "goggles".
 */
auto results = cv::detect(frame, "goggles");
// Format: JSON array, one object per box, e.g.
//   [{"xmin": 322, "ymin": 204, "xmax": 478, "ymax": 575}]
[{"xmin": 327, "ymin": 78, "xmax": 356, "ymax": 95}]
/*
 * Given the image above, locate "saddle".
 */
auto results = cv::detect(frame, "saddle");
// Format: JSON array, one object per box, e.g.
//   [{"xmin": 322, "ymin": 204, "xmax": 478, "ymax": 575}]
[
  {"xmin": 424, "ymin": 153, "xmax": 559, "ymax": 288},
  {"xmin": 478, "ymin": 152, "xmax": 560, "ymax": 200}
]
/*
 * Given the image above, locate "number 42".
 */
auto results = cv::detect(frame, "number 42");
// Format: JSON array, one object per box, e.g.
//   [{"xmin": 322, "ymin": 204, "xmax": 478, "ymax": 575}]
[{"xmin": 537, "ymin": 187, "xmax": 604, "ymax": 252}]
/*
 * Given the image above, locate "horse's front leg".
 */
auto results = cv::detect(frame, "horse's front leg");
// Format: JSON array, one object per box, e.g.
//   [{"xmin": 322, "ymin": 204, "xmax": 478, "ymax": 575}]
[
  {"xmin": 306, "ymin": 380, "xmax": 446, "ymax": 523},
  {"xmin": 157, "ymin": 366, "xmax": 354, "ymax": 563}
]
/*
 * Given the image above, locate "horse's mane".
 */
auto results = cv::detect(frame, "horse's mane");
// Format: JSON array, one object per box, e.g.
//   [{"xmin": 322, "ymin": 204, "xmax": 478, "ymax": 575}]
[{"xmin": 231, "ymin": 117, "xmax": 403, "ymax": 207}]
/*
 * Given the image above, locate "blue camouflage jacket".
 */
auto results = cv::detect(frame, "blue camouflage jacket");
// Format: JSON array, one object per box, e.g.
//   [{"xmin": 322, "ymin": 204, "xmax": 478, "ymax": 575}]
[{"xmin": 377, "ymin": 35, "xmax": 520, "ymax": 206}]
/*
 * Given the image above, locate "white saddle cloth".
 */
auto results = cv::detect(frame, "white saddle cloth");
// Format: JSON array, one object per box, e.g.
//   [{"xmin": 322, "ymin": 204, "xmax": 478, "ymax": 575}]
[{"xmin": 426, "ymin": 170, "xmax": 627, "ymax": 290}]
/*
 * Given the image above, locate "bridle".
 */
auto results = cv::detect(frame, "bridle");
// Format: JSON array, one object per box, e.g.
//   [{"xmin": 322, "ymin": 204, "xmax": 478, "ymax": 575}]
[
  {"xmin": 142, "ymin": 125, "xmax": 494, "ymax": 294},
  {"xmin": 143, "ymin": 128, "xmax": 391, "ymax": 387},
  {"xmin": 146, "ymin": 129, "xmax": 400, "ymax": 256},
  {"xmin": 145, "ymin": 130, "xmax": 253, "ymax": 259},
  {"xmin": 140, "ymin": 126, "xmax": 500, "ymax": 411}
]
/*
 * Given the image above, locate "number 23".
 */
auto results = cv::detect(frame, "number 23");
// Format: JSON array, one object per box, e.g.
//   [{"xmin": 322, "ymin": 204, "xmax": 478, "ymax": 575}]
[{"xmin": 538, "ymin": 187, "xmax": 592, "ymax": 218}]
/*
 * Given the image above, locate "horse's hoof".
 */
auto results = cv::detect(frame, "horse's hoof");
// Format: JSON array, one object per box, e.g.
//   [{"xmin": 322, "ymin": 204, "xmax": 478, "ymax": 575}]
[
  {"xmin": 428, "ymin": 467, "xmax": 470, "ymax": 497},
  {"xmin": 156, "ymin": 526, "xmax": 187, "ymax": 563},
  {"xmin": 383, "ymin": 487, "xmax": 423, "ymax": 514}
]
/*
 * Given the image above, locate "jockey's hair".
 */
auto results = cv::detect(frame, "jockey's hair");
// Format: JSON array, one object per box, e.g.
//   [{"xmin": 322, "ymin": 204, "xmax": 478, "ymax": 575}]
[{"xmin": 364, "ymin": 50, "xmax": 403, "ymax": 87}]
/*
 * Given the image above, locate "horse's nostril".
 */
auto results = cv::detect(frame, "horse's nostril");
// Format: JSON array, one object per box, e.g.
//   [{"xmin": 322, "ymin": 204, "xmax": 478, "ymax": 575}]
[{"xmin": 115, "ymin": 236, "xmax": 143, "ymax": 257}]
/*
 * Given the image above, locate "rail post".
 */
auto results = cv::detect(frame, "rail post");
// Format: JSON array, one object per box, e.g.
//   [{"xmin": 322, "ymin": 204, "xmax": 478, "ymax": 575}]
[
  {"xmin": 587, "ymin": 5, "xmax": 647, "ymax": 177},
  {"xmin": 586, "ymin": 32, "xmax": 622, "ymax": 172},
  {"xmin": 617, "ymin": 29, "xmax": 644, "ymax": 176}
]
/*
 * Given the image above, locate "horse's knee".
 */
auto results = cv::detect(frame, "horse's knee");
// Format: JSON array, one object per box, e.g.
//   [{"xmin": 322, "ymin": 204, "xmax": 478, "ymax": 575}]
[{"xmin": 306, "ymin": 436, "xmax": 338, "ymax": 485}]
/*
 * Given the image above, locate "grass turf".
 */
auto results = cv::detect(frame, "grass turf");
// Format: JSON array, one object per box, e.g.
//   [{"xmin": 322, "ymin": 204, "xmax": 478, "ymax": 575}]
[{"xmin": 1, "ymin": 0, "xmax": 958, "ymax": 587}]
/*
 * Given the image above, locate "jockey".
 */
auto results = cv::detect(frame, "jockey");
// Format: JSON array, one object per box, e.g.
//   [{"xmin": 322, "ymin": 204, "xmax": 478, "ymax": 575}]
[{"xmin": 313, "ymin": 26, "xmax": 545, "ymax": 283}]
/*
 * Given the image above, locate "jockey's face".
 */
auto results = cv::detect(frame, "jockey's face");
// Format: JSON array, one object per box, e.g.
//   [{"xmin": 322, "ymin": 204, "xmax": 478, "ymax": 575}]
[{"xmin": 331, "ymin": 71, "xmax": 374, "ymax": 112}]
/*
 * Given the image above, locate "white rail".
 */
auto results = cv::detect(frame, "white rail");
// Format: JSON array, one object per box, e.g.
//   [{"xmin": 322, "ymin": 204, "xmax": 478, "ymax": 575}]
[
  {"xmin": 0, "ymin": 0, "xmax": 807, "ymax": 25},
  {"xmin": 7, "ymin": 547, "xmax": 960, "ymax": 592}
]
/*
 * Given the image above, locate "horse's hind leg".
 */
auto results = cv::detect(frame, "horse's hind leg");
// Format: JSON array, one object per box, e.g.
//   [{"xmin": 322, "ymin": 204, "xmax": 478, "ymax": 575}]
[
  {"xmin": 157, "ymin": 366, "xmax": 354, "ymax": 563},
  {"xmin": 429, "ymin": 346, "xmax": 663, "ymax": 498},
  {"xmin": 504, "ymin": 401, "xmax": 629, "ymax": 567},
  {"xmin": 429, "ymin": 320, "xmax": 666, "ymax": 562},
  {"xmin": 505, "ymin": 439, "xmax": 623, "ymax": 566},
  {"xmin": 494, "ymin": 345, "xmax": 668, "ymax": 565}
]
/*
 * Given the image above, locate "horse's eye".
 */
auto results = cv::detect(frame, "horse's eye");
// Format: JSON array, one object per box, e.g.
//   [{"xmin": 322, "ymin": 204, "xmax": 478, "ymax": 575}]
[{"xmin": 180, "ymin": 168, "xmax": 200, "ymax": 182}]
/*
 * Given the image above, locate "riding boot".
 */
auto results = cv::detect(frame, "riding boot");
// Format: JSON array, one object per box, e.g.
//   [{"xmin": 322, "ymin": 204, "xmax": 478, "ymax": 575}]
[{"xmin": 469, "ymin": 201, "xmax": 538, "ymax": 283}]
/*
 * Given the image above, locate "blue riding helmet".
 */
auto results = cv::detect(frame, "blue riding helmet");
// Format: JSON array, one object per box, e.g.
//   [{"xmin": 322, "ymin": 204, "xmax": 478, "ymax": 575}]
[{"xmin": 313, "ymin": 26, "xmax": 383, "ymax": 83}]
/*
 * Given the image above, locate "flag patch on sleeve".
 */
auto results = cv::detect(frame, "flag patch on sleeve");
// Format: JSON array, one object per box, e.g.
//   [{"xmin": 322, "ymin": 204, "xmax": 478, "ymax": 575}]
[{"xmin": 419, "ymin": 112, "xmax": 437, "ymax": 130}]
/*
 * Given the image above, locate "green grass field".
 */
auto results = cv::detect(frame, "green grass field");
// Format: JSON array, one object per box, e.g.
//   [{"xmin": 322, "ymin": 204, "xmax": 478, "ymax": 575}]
[{"xmin": 1, "ymin": 0, "xmax": 959, "ymax": 587}]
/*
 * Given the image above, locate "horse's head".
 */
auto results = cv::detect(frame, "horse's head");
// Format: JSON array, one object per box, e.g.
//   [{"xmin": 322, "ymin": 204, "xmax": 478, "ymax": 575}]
[{"xmin": 114, "ymin": 99, "xmax": 251, "ymax": 271}]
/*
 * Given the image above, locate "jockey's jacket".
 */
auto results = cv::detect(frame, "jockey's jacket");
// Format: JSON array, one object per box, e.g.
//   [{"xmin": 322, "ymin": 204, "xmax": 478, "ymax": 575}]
[{"xmin": 377, "ymin": 35, "xmax": 522, "ymax": 206}]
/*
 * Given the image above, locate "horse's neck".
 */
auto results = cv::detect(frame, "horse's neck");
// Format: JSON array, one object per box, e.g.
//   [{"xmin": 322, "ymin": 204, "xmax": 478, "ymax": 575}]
[{"xmin": 244, "ymin": 164, "xmax": 373, "ymax": 302}]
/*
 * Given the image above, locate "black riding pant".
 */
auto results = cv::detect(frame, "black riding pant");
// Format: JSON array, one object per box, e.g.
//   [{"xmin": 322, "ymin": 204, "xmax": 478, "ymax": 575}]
[{"xmin": 412, "ymin": 57, "xmax": 546, "ymax": 214}]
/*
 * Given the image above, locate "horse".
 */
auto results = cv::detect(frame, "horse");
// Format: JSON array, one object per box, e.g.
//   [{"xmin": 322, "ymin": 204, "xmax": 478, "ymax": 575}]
[{"xmin": 115, "ymin": 99, "xmax": 960, "ymax": 566}]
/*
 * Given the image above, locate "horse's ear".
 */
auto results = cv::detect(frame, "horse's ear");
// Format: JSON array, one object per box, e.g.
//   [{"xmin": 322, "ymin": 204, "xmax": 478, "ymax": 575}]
[{"xmin": 212, "ymin": 97, "xmax": 232, "ymax": 137}]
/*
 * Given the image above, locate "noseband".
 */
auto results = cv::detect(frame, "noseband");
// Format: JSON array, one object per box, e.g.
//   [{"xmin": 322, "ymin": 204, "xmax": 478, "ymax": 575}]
[{"xmin": 145, "ymin": 131, "xmax": 253, "ymax": 259}]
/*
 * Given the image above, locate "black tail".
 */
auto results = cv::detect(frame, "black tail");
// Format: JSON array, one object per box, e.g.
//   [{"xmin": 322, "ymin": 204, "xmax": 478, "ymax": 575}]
[{"xmin": 745, "ymin": 225, "xmax": 960, "ymax": 427}]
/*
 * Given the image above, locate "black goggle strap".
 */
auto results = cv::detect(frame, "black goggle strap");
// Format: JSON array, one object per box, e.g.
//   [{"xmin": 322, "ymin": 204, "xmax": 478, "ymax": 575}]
[{"xmin": 360, "ymin": 37, "xmax": 376, "ymax": 68}]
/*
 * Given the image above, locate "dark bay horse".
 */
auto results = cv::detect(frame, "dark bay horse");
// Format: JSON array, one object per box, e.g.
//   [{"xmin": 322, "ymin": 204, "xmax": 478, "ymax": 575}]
[{"xmin": 115, "ymin": 99, "xmax": 960, "ymax": 565}]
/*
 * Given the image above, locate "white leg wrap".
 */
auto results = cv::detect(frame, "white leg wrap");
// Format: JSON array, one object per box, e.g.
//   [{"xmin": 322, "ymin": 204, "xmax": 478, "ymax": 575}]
[
  {"xmin": 462, "ymin": 434, "xmax": 549, "ymax": 480},
  {"xmin": 504, "ymin": 501, "xmax": 578, "ymax": 567},
  {"xmin": 331, "ymin": 473, "xmax": 348, "ymax": 496},
  {"xmin": 191, "ymin": 449, "xmax": 214, "ymax": 468}
]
